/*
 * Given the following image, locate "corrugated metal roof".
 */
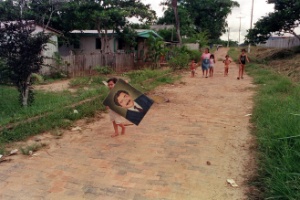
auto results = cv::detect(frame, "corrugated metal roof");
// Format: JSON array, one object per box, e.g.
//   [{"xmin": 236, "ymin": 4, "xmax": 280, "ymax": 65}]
[
  {"xmin": 70, "ymin": 29, "xmax": 163, "ymax": 39},
  {"xmin": 0, "ymin": 20, "xmax": 62, "ymax": 35}
]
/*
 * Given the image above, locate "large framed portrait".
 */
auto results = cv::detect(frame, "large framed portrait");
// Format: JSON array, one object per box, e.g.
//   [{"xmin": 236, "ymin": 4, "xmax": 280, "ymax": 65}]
[{"xmin": 103, "ymin": 79, "xmax": 154, "ymax": 126}]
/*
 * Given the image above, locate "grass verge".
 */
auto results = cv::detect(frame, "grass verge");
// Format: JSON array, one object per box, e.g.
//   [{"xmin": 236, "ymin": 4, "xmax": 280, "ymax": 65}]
[
  {"xmin": 123, "ymin": 68, "xmax": 180, "ymax": 92},
  {"xmin": 229, "ymin": 48, "xmax": 300, "ymax": 199}
]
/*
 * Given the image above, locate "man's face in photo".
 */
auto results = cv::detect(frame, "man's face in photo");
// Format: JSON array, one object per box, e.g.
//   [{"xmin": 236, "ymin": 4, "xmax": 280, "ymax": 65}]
[{"xmin": 117, "ymin": 92, "xmax": 134, "ymax": 108}]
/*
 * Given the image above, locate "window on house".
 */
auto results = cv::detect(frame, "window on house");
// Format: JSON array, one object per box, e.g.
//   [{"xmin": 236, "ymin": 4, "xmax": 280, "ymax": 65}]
[
  {"xmin": 118, "ymin": 39, "xmax": 125, "ymax": 50},
  {"xmin": 74, "ymin": 40, "xmax": 80, "ymax": 49},
  {"xmin": 96, "ymin": 38, "xmax": 101, "ymax": 49}
]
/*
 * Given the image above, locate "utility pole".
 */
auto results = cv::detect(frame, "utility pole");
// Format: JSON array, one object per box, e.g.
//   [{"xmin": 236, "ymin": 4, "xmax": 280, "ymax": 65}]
[
  {"xmin": 227, "ymin": 28, "xmax": 230, "ymax": 47},
  {"xmin": 248, "ymin": 0, "xmax": 255, "ymax": 53},
  {"xmin": 236, "ymin": 15, "xmax": 245, "ymax": 46}
]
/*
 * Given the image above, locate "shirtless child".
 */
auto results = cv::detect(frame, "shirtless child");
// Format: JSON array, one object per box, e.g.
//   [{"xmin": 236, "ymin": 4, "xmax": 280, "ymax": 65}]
[
  {"xmin": 223, "ymin": 55, "xmax": 232, "ymax": 76},
  {"xmin": 107, "ymin": 78, "xmax": 125, "ymax": 137},
  {"xmin": 190, "ymin": 59, "xmax": 196, "ymax": 77}
]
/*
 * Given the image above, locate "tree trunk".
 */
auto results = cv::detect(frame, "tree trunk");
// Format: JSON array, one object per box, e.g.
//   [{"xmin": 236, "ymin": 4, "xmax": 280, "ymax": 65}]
[
  {"xmin": 96, "ymin": 23, "xmax": 105, "ymax": 66},
  {"xmin": 172, "ymin": 0, "xmax": 182, "ymax": 45},
  {"xmin": 21, "ymin": 75, "xmax": 31, "ymax": 107},
  {"xmin": 291, "ymin": 31, "xmax": 300, "ymax": 42}
]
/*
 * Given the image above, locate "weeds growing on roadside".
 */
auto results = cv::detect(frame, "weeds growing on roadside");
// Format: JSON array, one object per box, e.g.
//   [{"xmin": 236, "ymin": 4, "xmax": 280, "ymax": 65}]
[
  {"xmin": 20, "ymin": 142, "xmax": 48, "ymax": 155},
  {"xmin": 124, "ymin": 68, "xmax": 179, "ymax": 92},
  {"xmin": 0, "ymin": 85, "xmax": 106, "ymax": 127},
  {"xmin": 228, "ymin": 48, "xmax": 300, "ymax": 199},
  {"xmin": 69, "ymin": 76, "xmax": 106, "ymax": 88}
]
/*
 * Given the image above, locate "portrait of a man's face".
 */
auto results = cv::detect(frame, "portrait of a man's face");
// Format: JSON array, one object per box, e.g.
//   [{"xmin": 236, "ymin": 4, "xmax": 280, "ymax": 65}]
[
  {"xmin": 114, "ymin": 90, "xmax": 134, "ymax": 109},
  {"xmin": 103, "ymin": 79, "xmax": 154, "ymax": 126}
]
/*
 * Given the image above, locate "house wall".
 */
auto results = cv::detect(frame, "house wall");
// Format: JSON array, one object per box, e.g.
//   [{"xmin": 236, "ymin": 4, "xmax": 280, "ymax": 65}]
[
  {"xmin": 76, "ymin": 36, "xmax": 116, "ymax": 54},
  {"xmin": 184, "ymin": 43, "xmax": 199, "ymax": 50},
  {"xmin": 136, "ymin": 38, "xmax": 150, "ymax": 61},
  {"xmin": 40, "ymin": 35, "xmax": 59, "ymax": 74},
  {"xmin": 31, "ymin": 25, "xmax": 60, "ymax": 74}
]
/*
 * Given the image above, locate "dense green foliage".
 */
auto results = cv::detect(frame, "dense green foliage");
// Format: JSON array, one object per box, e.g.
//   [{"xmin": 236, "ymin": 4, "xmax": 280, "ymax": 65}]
[
  {"xmin": 167, "ymin": 46, "xmax": 198, "ymax": 70},
  {"xmin": 246, "ymin": 0, "xmax": 300, "ymax": 44},
  {"xmin": 146, "ymin": 36, "xmax": 167, "ymax": 68},
  {"xmin": 229, "ymin": 48, "xmax": 300, "ymax": 199},
  {"xmin": 182, "ymin": 31, "xmax": 210, "ymax": 48},
  {"xmin": 159, "ymin": 0, "xmax": 239, "ymax": 40}
]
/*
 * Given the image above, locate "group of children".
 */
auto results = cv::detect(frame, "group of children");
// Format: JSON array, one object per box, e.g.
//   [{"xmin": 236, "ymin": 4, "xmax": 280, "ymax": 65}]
[{"xmin": 190, "ymin": 49, "xmax": 249, "ymax": 79}]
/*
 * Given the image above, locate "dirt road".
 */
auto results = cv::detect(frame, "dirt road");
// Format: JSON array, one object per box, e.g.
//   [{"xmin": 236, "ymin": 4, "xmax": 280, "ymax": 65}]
[{"xmin": 0, "ymin": 48, "xmax": 255, "ymax": 199}]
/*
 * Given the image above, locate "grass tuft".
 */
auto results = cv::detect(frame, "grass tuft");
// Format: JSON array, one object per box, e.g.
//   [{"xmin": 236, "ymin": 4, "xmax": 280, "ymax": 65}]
[
  {"xmin": 20, "ymin": 143, "xmax": 48, "ymax": 155},
  {"xmin": 229, "ymin": 47, "xmax": 300, "ymax": 199}
]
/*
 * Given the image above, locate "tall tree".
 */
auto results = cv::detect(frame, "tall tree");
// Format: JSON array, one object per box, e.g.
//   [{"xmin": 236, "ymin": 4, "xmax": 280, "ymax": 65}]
[
  {"xmin": 172, "ymin": 0, "xmax": 182, "ymax": 44},
  {"xmin": 246, "ymin": 0, "xmax": 300, "ymax": 44},
  {"xmin": 159, "ymin": 0, "xmax": 239, "ymax": 40},
  {"xmin": 0, "ymin": 21, "xmax": 51, "ymax": 106},
  {"xmin": 157, "ymin": 6, "xmax": 194, "ymax": 39}
]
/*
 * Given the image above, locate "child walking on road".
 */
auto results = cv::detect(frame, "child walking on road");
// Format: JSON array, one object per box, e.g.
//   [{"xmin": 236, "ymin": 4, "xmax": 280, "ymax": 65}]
[
  {"xmin": 190, "ymin": 59, "xmax": 196, "ymax": 77},
  {"xmin": 209, "ymin": 54, "xmax": 216, "ymax": 77},
  {"xmin": 107, "ymin": 78, "xmax": 125, "ymax": 137},
  {"xmin": 237, "ymin": 49, "xmax": 250, "ymax": 80},
  {"xmin": 201, "ymin": 48, "xmax": 211, "ymax": 78},
  {"xmin": 223, "ymin": 55, "xmax": 232, "ymax": 76}
]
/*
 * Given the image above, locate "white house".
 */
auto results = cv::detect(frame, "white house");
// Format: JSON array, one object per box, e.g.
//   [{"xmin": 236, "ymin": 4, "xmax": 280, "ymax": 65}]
[
  {"xmin": 32, "ymin": 24, "xmax": 62, "ymax": 74},
  {"xmin": 60, "ymin": 29, "xmax": 163, "ymax": 60},
  {"xmin": 0, "ymin": 20, "xmax": 62, "ymax": 74}
]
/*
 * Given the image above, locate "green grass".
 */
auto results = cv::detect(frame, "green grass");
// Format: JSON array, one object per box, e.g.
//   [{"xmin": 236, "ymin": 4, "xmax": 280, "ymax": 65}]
[
  {"xmin": 0, "ymin": 85, "xmax": 105, "ymax": 126},
  {"xmin": 124, "ymin": 68, "xmax": 179, "ymax": 92},
  {"xmin": 69, "ymin": 76, "xmax": 106, "ymax": 88},
  {"xmin": 229, "ymin": 48, "xmax": 300, "ymax": 199}
]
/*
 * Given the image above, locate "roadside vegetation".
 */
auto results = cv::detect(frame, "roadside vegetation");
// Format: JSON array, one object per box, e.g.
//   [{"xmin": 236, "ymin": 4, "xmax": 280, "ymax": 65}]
[{"xmin": 229, "ymin": 47, "xmax": 300, "ymax": 199}]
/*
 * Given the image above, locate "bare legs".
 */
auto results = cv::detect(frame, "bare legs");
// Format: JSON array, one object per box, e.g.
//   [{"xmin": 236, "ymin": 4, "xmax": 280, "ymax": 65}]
[
  {"xmin": 237, "ymin": 64, "xmax": 245, "ymax": 80},
  {"xmin": 111, "ymin": 121, "xmax": 125, "ymax": 137},
  {"xmin": 191, "ymin": 70, "xmax": 195, "ymax": 77},
  {"xmin": 224, "ymin": 67, "xmax": 229, "ymax": 76},
  {"xmin": 209, "ymin": 67, "xmax": 214, "ymax": 77}
]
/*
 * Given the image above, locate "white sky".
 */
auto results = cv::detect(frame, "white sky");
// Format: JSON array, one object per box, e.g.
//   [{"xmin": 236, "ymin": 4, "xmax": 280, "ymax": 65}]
[{"xmin": 141, "ymin": 0, "xmax": 300, "ymax": 43}]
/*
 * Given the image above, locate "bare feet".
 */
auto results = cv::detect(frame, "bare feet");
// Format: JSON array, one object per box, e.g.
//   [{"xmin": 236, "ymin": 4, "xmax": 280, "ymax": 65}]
[{"xmin": 111, "ymin": 133, "xmax": 118, "ymax": 137}]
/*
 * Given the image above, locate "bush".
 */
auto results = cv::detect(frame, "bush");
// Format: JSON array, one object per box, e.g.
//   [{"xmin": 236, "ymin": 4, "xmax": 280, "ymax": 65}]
[
  {"xmin": 31, "ymin": 73, "xmax": 44, "ymax": 84},
  {"xmin": 188, "ymin": 50, "xmax": 201, "ymax": 62},
  {"xmin": 95, "ymin": 66, "xmax": 113, "ymax": 75},
  {"xmin": 169, "ymin": 52, "xmax": 190, "ymax": 71}
]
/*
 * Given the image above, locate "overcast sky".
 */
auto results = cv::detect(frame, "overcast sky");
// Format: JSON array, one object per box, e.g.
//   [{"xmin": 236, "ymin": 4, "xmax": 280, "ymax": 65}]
[{"xmin": 141, "ymin": 0, "xmax": 299, "ymax": 43}]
